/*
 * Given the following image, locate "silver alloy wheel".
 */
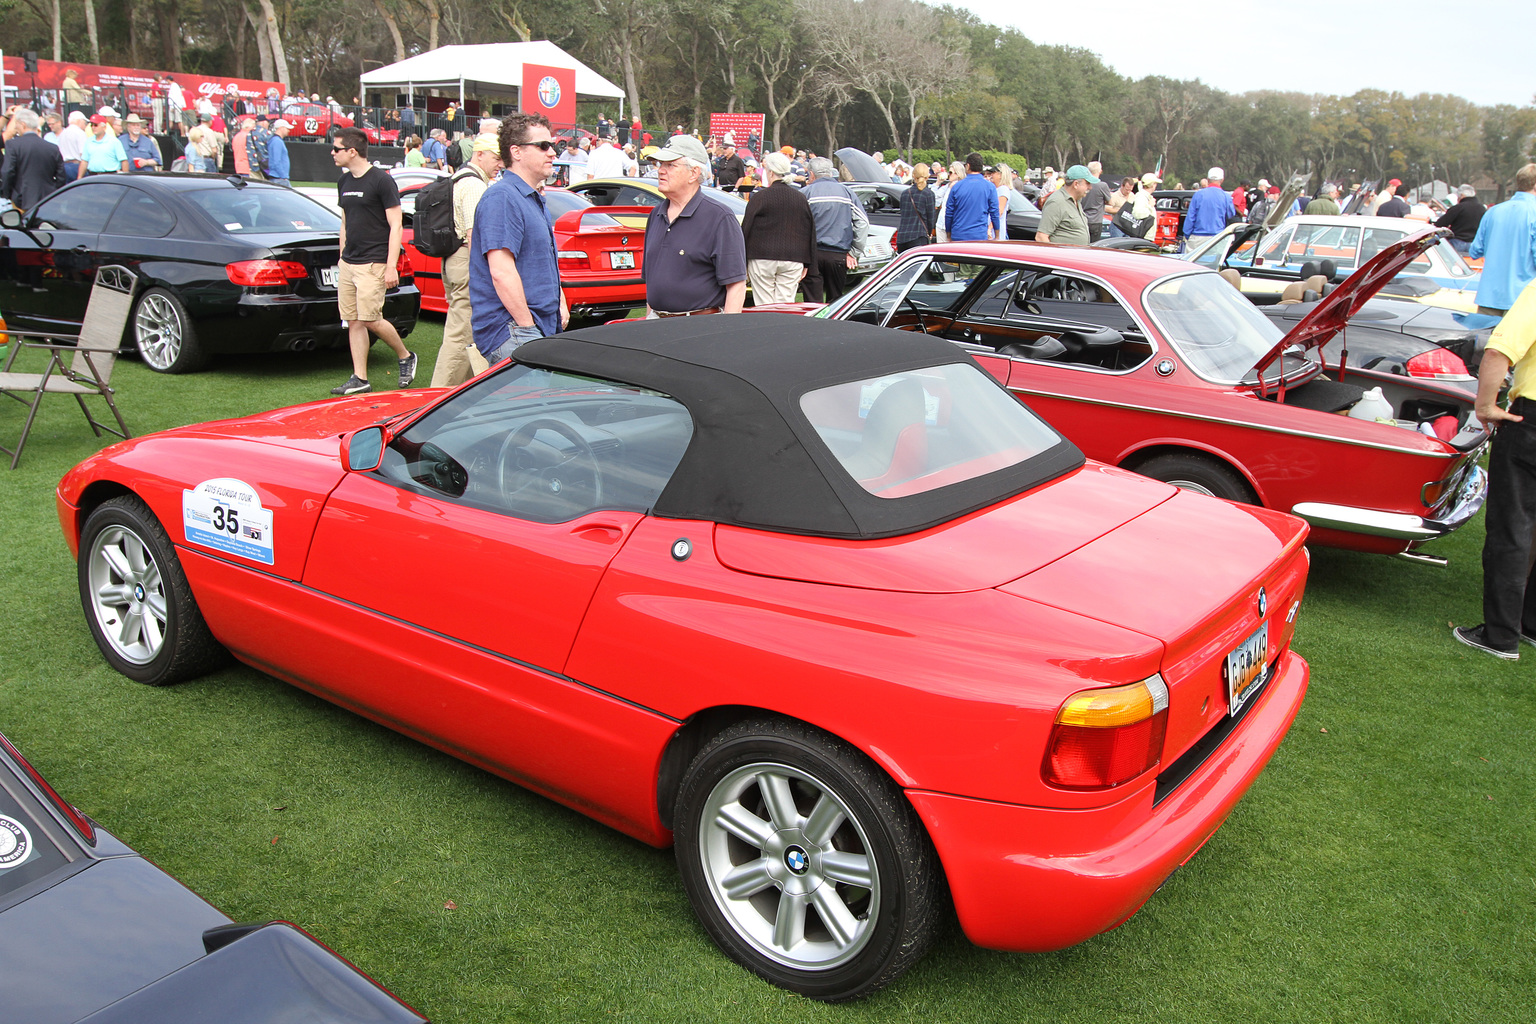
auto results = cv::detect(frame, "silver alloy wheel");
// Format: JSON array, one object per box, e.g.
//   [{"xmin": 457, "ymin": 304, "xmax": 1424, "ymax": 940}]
[
  {"xmin": 86, "ymin": 524, "xmax": 168, "ymax": 665},
  {"xmin": 1166, "ymin": 478, "xmax": 1218, "ymax": 497},
  {"xmin": 135, "ymin": 293, "xmax": 183, "ymax": 370},
  {"xmin": 698, "ymin": 761, "xmax": 879, "ymax": 971}
]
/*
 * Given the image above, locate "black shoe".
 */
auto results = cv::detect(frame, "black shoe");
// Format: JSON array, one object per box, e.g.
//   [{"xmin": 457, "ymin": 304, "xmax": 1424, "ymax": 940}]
[
  {"xmin": 1453, "ymin": 625, "xmax": 1518, "ymax": 661},
  {"xmin": 331, "ymin": 374, "xmax": 372, "ymax": 395},
  {"xmin": 1522, "ymin": 628, "xmax": 1536, "ymax": 649},
  {"xmin": 398, "ymin": 352, "xmax": 418, "ymax": 389}
]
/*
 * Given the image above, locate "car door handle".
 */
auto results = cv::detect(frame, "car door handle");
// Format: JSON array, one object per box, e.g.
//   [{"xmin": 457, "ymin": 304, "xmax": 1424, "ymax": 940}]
[{"xmin": 72, "ymin": 245, "xmax": 92, "ymax": 256}]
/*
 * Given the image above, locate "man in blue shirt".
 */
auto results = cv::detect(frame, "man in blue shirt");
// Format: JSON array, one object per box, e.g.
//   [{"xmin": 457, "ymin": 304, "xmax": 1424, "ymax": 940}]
[
  {"xmin": 1182, "ymin": 167, "xmax": 1236, "ymax": 248},
  {"xmin": 264, "ymin": 119, "xmax": 292, "ymax": 186},
  {"xmin": 79, "ymin": 116, "xmax": 128, "ymax": 177},
  {"xmin": 421, "ymin": 128, "xmax": 448, "ymax": 169},
  {"xmin": 944, "ymin": 153, "xmax": 1000, "ymax": 242},
  {"xmin": 469, "ymin": 112, "xmax": 568, "ymax": 364},
  {"xmin": 1469, "ymin": 163, "xmax": 1536, "ymax": 316},
  {"xmin": 119, "ymin": 115, "xmax": 161, "ymax": 172}
]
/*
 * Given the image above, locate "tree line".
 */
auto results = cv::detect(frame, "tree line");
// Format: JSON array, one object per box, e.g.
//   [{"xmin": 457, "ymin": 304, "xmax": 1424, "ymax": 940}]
[{"xmin": 7, "ymin": 0, "xmax": 1532, "ymax": 191}]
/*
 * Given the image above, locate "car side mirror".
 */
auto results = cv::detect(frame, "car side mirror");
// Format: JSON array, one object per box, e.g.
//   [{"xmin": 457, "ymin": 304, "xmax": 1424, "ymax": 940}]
[
  {"xmin": 0, "ymin": 209, "xmax": 22, "ymax": 229},
  {"xmin": 345, "ymin": 426, "xmax": 385, "ymax": 471}
]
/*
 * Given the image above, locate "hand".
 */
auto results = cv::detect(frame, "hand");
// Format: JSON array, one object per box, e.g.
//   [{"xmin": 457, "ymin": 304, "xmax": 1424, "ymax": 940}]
[
  {"xmin": 385, "ymin": 267, "xmax": 399, "ymax": 289},
  {"xmin": 1477, "ymin": 401, "xmax": 1522, "ymax": 428},
  {"xmin": 845, "ymin": 251, "xmax": 857, "ymax": 270}
]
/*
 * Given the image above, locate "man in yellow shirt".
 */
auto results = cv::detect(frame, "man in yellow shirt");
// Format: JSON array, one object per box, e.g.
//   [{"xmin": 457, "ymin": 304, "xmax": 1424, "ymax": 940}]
[{"xmin": 1456, "ymin": 278, "xmax": 1536, "ymax": 658}]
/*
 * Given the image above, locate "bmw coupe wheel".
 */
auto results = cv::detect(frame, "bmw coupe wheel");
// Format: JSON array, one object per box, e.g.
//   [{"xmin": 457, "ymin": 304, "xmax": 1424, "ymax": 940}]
[
  {"xmin": 1135, "ymin": 452, "xmax": 1254, "ymax": 503},
  {"xmin": 674, "ymin": 719, "xmax": 940, "ymax": 1001},
  {"xmin": 134, "ymin": 288, "xmax": 205, "ymax": 373},
  {"xmin": 78, "ymin": 496, "xmax": 227, "ymax": 685}
]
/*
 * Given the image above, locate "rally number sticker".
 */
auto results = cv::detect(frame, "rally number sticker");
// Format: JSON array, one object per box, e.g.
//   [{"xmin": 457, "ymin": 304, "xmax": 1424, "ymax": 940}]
[
  {"xmin": 182, "ymin": 478, "xmax": 275, "ymax": 565},
  {"xmin": 0, "ymin": 815, "xmax": 33, "ymax": 869}
]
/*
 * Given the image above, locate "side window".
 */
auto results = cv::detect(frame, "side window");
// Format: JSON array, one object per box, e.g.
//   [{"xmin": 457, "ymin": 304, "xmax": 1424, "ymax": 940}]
[
  {"xmin": 378, "ymin": 366, "xmax": 694, "ymax": 523},
  {"xmin": 1006, "ymin": 270, "xmax": 1150, "ymax": 371},
  {"xmin": 845, "ymin": 259, "xmax": 924, "ymax": 325},
  {"xmin": 904, "ymin": 261, "xmax": 988, "ymax": 314},
  {"xmin": 103, "ymin": 190, "xmax": 177, "ymax": 237},
  {"xmin": 967, "ymin": 268, "xmax": 1023, "ymax": 319},
  {"xmin": 1287, "ymin": 225, "xmax": 1360, "ymax": 272},
  {"xmin": 1254, "ymin": 225, "xmax": 1293, "ymax": 265},
  {"xmin": 614, "ymin": 186, "xmax": 661, "ymax": 208},
  {"xmin": 1361, "ymin": 227, "xmax": 1429, "ymax": 273},
  {"xmin": 32, "ymin": 184, "xmax": 123, "ymax": 232}
]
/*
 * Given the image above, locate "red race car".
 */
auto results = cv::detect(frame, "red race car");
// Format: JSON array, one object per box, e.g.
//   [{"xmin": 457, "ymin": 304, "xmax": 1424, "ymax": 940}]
[
  {"xmin": 762, "ymin": 227, "xmax": 1488, "ymax": 562},
  {"xmin": 277, "ymin": 104, "xmax": 397, "ymax": 145},
  {"xmin": 58, "ymin": 318, "xmax": 1309, "ymax": 1000},
  {"xmin": 405, "ymin": 184, "xmax": 649, "ymax": 323}
]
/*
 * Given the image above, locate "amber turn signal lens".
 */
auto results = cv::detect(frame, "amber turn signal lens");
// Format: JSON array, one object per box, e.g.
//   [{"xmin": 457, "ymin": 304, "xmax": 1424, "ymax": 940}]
[{"xmin": 1044, "ymin": 676, "xmax": 1169, "ymax": 789}]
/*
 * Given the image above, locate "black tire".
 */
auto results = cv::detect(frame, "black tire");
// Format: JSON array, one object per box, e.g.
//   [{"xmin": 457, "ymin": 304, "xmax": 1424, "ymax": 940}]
[
  {"xmin": 1135, "ymin": 451, "xmax": 1254, "ymax": 503},
  {"xmin": 673, "ymin": 718, "xmax": 940, "ymax": 1002},
  {"xmin": 132, "ymin": 287, "xmax": 206, "ymax": 373},
  {"xmin": 78, "ymin": 495, "xmax": 228, "ymax": 685}
]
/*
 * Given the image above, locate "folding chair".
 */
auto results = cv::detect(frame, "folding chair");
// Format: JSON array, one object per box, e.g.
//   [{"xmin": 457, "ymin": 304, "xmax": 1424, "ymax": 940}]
[{"xmin": 0, "ymin": 265, "xmax": 136, "ymax": 469}]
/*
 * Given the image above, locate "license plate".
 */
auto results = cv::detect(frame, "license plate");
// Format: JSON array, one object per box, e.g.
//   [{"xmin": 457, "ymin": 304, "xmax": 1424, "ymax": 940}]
[
  {"xmin": 1224, "ymin": 622, "xmax": 1268, "ymax": 717},
  {"xmin": 319, "ymin": 266, "xmax": 338, "ymax": 288},
  {"xmin": 611, "ymin": 251, "xmax": 635, "ymax": 270}
]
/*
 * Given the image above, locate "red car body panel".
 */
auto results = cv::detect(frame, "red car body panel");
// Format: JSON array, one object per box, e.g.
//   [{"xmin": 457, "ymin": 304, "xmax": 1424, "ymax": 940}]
[
  {"xmin": 762, "ymin": 236, "xmax": 1487, "ymax": 556},
  {"xmin": 55, "ymin": 325, "xmax": 1313, "ymax": 955},
  {"xmin": 408, "ymin": 187, "xmax": 649, "ymax": 319}
]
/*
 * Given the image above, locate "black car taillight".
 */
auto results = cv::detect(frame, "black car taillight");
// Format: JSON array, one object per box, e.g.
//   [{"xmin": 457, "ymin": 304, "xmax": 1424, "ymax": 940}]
[{"xmin": 227, "ymin": 259, "xmax": 310, "ymax": 288}]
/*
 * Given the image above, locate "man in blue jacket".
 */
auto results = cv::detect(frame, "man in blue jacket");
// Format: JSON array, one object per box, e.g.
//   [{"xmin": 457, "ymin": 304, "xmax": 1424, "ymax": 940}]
[
  {"xmin": 803, "ymin": 156, "xmax": 868, "ymax": 303},
  {"xmin": 264, "ymin": 119, "xmax": 292, "ymax": 187},
  {"xmin": 944, "ymin": 153, "xmax": 1000, "ymax": 242},
  {"xmin": 1182, "ymin": 166, "xmax": 1236, "ymax": 249}
]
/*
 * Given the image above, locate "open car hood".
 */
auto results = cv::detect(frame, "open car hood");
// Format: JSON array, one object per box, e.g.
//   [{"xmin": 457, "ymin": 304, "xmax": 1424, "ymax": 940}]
[
  {"xmin": 834, "ymin": 147, "xmax": 887, "ymax": 183},
  {"xmin": 1252, "ymin": 226, "xmax": 1447, "ymax": 378}
]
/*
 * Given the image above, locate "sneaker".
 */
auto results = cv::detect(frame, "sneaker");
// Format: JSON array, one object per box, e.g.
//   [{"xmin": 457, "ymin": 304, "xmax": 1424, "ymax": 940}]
[
  {"xmin": 330, "ymin": 374, "xmax": 372, "ymax": 396},
  {"xmin": 398, "ymin": 352, "xmax": 418, "ymax": 389},
  {"xmin": 1452, "ymin": 625, "xmax": 1518, "ymax": 661},
  {"xmin": 1522, "ymin": 628, "xmax": 1536, "ymax": 649}
]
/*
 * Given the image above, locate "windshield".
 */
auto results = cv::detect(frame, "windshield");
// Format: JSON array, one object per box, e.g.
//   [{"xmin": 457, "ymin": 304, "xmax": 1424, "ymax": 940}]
[
  {"xmin": 1143, "ymin": 272, "xmax": 1285, "ymax": 383},
  {"xmin": 800, "ymin": 362, "xmax": 1064, "ymax": 498},
  {"xmin": 182, "ymin": 186, "xmax": 340, "ymax": 234}
]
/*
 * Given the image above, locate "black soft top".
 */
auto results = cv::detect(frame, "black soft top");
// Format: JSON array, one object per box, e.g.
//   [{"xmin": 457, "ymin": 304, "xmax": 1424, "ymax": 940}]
[{"xmin": 514, "ymin": 315, "xmax": 1085, "ymax": 539}]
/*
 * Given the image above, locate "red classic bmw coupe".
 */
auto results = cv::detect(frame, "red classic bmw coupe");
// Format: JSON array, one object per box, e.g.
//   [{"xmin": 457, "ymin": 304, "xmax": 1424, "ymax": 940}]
[
  {"xmin": 58, "ymin": 318, "xmax": 1310, "ymax": 1000},
  {"xmin": 761, "ymin": 227, "xmax": 1487, "ymax": 562}
]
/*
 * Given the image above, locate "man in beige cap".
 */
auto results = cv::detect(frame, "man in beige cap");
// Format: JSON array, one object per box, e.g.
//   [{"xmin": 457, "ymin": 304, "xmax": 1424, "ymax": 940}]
[
  {"xmin": 643, "ymin": 134, "xmax": 747, "ymax": 316},
  {"xmin": 431, "ymin": 134, "xmax": 504, "ymax": 388}
]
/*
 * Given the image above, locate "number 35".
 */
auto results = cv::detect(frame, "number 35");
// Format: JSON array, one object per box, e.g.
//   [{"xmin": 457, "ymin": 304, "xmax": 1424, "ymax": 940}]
[{"xmin": 211, "ymin": 505, "xmax": 240, "ymax": 535}]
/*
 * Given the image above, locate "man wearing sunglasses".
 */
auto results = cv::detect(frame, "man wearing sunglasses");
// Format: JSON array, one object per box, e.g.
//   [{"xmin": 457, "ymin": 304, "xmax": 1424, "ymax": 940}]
[
  {"xmin": 329, "ymin": 126, "xmax": 417, "ymax": 395},
  {"xmin": 469, "ymin": 112, "xmax": 569, "ymax": 365}
]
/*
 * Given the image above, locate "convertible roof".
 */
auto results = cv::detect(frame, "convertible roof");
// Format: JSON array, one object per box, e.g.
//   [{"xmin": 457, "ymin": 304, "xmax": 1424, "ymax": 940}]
[{"xmin": 514, "ymin": 315, "xmax": 1084, "ymax": 539}]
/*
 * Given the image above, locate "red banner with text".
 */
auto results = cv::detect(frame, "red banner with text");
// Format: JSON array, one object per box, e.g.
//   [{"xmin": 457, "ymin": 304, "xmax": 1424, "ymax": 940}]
[
  {"xmin": 520, "ymin": 63, "xmax": 576, "ymax": 131},
  {"xmin": 2, "ymin": 55, "xmax": 281, "ymax": 119},
  {"xmin": 708, "ymin": 114, "xmax": 766, "ymax": 159}
]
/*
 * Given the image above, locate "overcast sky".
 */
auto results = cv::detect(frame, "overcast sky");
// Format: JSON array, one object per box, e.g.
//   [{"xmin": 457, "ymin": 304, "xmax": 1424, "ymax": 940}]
[{"xmin": 954, "ymin": 0, "xmax": 1534, "ymax": 109}]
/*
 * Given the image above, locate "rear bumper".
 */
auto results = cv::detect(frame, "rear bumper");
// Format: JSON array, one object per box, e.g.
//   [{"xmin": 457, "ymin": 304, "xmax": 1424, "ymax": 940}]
[
  {"xmin": 909, "ymin": 648, "xmax": 1308, "ymax": 953},
  {"xmin": 1291, "ymin": 463, "xmax": 1487, "ymax": 542},
  {"xmin": 195, "ymin": 288, "xmax": 421, "ymax": 353}
]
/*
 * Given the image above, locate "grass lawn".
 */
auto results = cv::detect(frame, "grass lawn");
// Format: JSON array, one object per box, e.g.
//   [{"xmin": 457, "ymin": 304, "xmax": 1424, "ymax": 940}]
[{"xmin": 1, "ymin": 321, "xmax": 1533, "ymax": 1022}]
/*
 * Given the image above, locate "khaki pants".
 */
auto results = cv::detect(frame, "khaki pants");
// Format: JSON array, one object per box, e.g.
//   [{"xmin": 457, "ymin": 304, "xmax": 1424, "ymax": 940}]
[
  {"xmin": 430, "ymin": 247, "xmax": 489, "ymax": 387},
  {"xmin": 748, "ymin": 259, "xmax": 804, "ymax": 305}
]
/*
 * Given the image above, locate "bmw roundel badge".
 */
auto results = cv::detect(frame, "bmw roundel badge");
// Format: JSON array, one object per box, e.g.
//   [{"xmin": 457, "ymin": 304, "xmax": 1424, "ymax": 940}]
[
  {"xmin": 785, "ymin": 846, "xmax": 809, "ymax": 874},
  {"xmin": 1257, "ymin": 587, "xmax": 1267, "ymax": 617},
  {"xmin": 1155, "ymin": 358, "xmax": 1175, "ymax": 376}
]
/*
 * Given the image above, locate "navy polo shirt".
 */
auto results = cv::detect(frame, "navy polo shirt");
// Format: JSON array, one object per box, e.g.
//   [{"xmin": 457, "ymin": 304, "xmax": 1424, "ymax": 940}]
[
  {"xmin": 642, "ymin": 189, "xmax": 747, "ymax": 313},
  {"xmin": 469, "ymin": 175, "xmax": 561, "ymax": 355}
]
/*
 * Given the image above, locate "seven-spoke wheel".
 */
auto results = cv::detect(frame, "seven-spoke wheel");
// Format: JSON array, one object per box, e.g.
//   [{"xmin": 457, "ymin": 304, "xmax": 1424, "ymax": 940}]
[{"xmin": 674, "ymin": 719, "xmax": 939, "ymax": 1001}]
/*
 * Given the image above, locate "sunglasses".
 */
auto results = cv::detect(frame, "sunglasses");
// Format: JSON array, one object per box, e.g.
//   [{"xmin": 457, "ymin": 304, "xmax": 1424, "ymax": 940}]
[
  {"xmin": 331, "ymin": 145, "xmax": 350, "ymax": 153},
  {"xmin": 518, "ymin": 140, "xmax": 556, "ymax": 152}
]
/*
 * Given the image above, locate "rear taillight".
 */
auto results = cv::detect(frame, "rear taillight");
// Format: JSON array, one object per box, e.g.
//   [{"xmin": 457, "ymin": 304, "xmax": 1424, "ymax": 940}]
[
  {"xmin": 226, "ymin": 259, "xmax": 309, "ymax": 287},
  {"xmin": 1405, "ymin": 347, "xmax": 1470, "ymax": 380},
  {"xmin": 1044, "ymin": 675, "xmax": 1169, "ymax": 789},
  {"xmin": 395, "ymin": 249, "xmax": 413, "ymax": 279},
  {"xmin": 558, "ymin": 250, "xmax": 590, "ymax": 272}
]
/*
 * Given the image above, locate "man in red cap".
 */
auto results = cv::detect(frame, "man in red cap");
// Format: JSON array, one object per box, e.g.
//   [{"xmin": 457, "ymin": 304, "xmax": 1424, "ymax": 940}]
[{"xmin": 1369, "ymin": 178, "xmax": 1401, "ymax": 215}]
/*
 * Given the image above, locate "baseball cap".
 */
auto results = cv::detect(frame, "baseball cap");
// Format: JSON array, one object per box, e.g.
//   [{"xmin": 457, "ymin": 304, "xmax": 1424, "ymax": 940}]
[
  {"xmin": 198, "ymin": 112, "xmax": 211, "ymax": 122},
  {"xmin": 1387, "ymin": 178, "xmax": 1402, "ymax": 187},
  {"xmin": 1257, "ymin": 178, "xmax": 1271, "ymax": 189},
  {"xmin": 272, "ymin": 118, "xmax": 293, "ymax": 130},
  {"xmin": 1065, "ymin": 164, "xmax": 1100, "ymax": 184},
  {"xmin": 1140, "ymin": 171, "xmax": 1162, "ymax": 187},
  {"xmin": 471, "ymin": 134, "xmax": 499, "ymax": 153},
  {"xmin": 761, "ymin": 151, "xmax": 792, "ymax": 176},
  {"xmin": 1207, "ymin": 166, "xmax": 1225, "ymax": 180},
  {"xmin": 89, "ymin": 114, "xmax": 108, "ymax": 125},
  {"xmin": 652, "ymin": 134, "xmax": 710, "ymax": 166},
  {"xmin": 98, "ymin": 105, "xmax": 117, "ymax": 118}
]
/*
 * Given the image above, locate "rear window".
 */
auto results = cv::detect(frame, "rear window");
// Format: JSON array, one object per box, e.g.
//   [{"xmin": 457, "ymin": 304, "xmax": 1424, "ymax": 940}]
[
  {"xmin": 799, "ymin": 362, "xmax": 1062, "ymax": 498},
  {"xmin": 181, "ymin": 186, "xmax": 340, "ymax": 234}
]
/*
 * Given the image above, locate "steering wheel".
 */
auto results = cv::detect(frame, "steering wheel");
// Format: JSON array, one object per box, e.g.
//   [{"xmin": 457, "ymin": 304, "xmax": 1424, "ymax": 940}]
[
  {"xmin": 902, "ymin": 293, "xmax": 932, "ymax": 333},
  {"xmin": 497, "ymin": 418, "xmax": 603, "ymax": 513}
]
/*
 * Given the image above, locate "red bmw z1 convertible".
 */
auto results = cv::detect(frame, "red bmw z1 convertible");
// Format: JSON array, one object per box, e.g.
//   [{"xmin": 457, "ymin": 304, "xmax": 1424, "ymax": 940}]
[{"xmin": 58, "ymin": 317, "xmax": 1310, "ymax": 1000}]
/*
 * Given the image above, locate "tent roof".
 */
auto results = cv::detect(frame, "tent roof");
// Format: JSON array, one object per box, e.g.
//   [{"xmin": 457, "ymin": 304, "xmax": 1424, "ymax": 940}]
[{"xmin": 359, "ymin": 42, "xmax": 623, "ymax": 101}]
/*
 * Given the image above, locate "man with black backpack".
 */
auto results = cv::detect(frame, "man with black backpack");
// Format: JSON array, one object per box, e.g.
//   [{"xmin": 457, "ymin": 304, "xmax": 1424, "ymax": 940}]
[{"xmin": 422, "ymin": 133, "xmax": 503, "ymax": 387}]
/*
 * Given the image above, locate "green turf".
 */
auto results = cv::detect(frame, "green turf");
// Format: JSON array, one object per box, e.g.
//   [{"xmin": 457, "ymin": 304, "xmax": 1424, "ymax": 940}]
[{"xmin": 1, "ymin": 327, "xmax": 1532, "ymax": 1021}]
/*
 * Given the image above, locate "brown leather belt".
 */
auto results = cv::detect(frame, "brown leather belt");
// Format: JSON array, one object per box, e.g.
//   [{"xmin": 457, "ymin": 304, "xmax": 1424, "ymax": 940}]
[{"xmin": 654, "ymin": 307, "xmax": 722, "ymax": 318}]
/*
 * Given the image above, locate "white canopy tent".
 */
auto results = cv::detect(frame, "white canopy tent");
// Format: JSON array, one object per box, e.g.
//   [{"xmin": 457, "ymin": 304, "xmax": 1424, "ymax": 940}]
[{"xmin": 359, "ymin": 41, "xmax": 625, "ymax": 117}]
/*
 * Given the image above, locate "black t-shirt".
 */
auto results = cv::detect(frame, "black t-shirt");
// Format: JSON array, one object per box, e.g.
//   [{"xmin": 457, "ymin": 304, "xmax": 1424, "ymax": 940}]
[
  {"xmin": 1376, "ymin": 196, "xmax": 1410, "ymax": 218},
  {"xmin": 337, "ymin": 166, "xmax": 400, "ymax": 264}
]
